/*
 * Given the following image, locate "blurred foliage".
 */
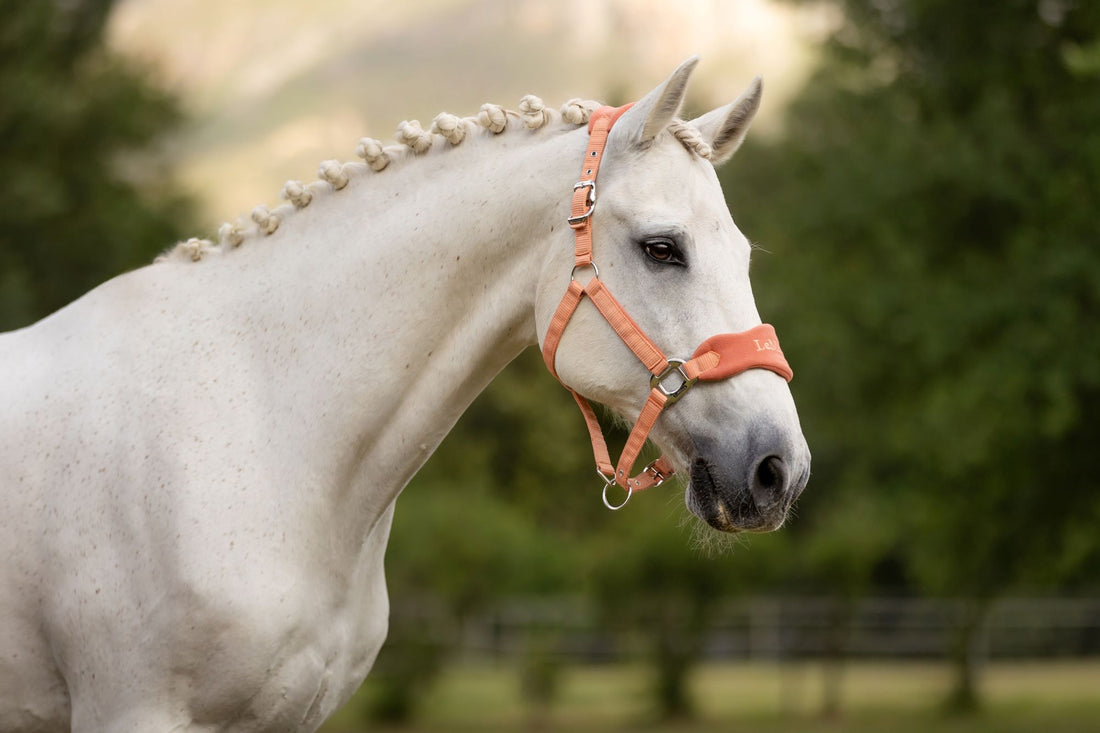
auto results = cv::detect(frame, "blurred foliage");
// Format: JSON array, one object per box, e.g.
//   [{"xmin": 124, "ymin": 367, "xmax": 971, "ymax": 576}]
[
  {"xmin": 0, "ymin": 0, "xmax": 194, "ymax": 330},
  {"xmin": 356, "ymin": 610, "xmax": 449, "ymax": 723},
  {"xmin": 518, "ymin": 628, "xmax": 564, "ymax": 728},
  {"xmin": 726, "ymin": 0, "xmax": 1100, "ymax": 710}
]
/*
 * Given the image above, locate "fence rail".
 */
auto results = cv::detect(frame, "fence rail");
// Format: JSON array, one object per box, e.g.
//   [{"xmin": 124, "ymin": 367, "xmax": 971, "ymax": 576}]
[{"xmin": 392, "ymin": 596, "xmax": 1100, "ymax": 661}]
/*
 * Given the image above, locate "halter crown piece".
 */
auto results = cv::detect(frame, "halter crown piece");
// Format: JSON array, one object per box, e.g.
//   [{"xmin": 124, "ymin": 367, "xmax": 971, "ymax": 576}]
[{"xmin": 541, "ymin": 104, "xmax": 795, "ymax": 510}]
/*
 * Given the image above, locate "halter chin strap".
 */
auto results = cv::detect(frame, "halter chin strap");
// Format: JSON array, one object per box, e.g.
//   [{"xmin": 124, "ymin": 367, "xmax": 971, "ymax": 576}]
[{"xmin": 542, "ymin": 104, "xmax": 794, "ymax": 510}]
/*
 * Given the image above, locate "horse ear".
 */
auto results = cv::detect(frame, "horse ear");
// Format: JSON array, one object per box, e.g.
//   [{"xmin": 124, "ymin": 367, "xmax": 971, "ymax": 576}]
[
  {"xmin": 614, "ymin": 56, "xmax": 699, "ymax": 148},
  {"xmin": 691, "ymin": 76, "xmax": 763, "ymax": 165}
]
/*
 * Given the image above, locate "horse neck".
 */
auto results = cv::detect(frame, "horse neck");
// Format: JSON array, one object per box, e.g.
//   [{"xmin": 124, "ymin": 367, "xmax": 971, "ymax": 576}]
[{"xmin": 208, "ymin": 126, "xmax": 585, "ymax": 530}]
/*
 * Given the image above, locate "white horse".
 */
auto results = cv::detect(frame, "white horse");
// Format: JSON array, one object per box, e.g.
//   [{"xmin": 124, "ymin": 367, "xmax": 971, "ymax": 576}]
[{"xmin": 0, "ymin": 58, "xmax": 809, "ymax": 732}]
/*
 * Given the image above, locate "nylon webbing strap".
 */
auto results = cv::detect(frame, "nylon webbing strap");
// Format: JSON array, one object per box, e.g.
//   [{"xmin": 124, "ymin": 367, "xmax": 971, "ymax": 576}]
[
  {"xmin": 570, "ymin": 105, "xmax": 628, "ymax": 265},
  {"xmin": 541, "ymin": 280, "xmax": 584, "ymax": 379},
  {"xmin": 584, "ymin": 279, "xmax": 668, "ymax": 376},
  {"xmin": 571, "ymin": 391, "xmax": 614, "ymax": 477},
  {"xmin": 617, "ymin": 388, "xmax": 668, "ymax": 482}
]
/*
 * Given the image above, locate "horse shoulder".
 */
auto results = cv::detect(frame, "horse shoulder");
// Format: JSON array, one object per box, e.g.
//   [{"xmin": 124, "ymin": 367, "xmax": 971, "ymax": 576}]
[{"xmin": 0, "ymin": 263, "xmax": 392, "ymax": 730}]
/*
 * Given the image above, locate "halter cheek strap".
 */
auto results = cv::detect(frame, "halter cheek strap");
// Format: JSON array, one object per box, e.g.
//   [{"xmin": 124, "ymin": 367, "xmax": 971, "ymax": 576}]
[{"xmin": 542, "ymin": 104, "xmax": 794, "ymax": 509}]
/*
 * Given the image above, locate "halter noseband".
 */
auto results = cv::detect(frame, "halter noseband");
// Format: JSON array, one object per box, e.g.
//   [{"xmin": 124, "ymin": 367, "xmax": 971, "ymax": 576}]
[{"xmin": 541, "ymin": 104, "xmax": 794, "ymax": 510}]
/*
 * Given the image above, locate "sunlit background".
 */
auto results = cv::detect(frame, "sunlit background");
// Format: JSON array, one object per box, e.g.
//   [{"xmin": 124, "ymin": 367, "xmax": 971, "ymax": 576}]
[
  {"xmin": 105, "ymin": 0, "xmax": 836, "ymax": 220},
  {"xmin": 2, "ymin": 1, "xmax": 1098, "ymax": 731}
]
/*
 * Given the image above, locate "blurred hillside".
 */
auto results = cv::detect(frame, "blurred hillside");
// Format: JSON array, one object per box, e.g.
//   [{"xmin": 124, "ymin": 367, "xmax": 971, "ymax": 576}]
[{"xmin": 106, "ymin": 0, "xmax": 835, "ymax": 225}]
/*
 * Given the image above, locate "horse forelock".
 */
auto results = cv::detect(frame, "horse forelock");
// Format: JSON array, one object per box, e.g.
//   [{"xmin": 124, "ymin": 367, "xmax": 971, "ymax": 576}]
[{"xmin": 157, "ymin": 96, "xmax": 712, "ymax": 264}]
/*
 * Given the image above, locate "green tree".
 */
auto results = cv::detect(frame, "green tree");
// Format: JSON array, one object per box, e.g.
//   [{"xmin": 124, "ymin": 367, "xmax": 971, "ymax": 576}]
[
  {"xmin": 725, "ymin": 0, "xmax": 1100, "ymax": 711},
  {"xmin": 0, "ymin": 0, "xmax": 193, "ymax": 330}
]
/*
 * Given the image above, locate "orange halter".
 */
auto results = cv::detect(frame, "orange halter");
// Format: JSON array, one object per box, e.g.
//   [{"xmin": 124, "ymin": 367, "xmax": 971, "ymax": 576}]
[{"xmin": 541, "ymin": 104, "xmax": 794, "ymax": 509}]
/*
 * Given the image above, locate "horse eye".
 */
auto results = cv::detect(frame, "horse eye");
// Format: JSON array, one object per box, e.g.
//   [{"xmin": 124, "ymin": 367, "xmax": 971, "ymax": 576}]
[{"xmin": 642, "ymin": 239, "xmax": 683, "ymax": 266}]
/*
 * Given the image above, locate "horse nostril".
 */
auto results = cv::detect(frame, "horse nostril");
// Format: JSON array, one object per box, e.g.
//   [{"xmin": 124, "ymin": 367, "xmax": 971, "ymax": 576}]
[{"xmin": 750, "ymin": 455, "xmax": 787, "ymax": 509}]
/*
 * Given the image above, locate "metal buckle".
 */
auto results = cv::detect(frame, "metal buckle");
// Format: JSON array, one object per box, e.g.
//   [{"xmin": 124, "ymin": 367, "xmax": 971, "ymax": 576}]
[
  {"xmin": 567, "ymin": 180, "xmax": 596, "ymax": 227},
  {"xmin": 639, "ymin": 460, "xmax": 668, "ymax": 488},
  {"xmin": 650, "ymin": 359, "xmax": 698, "ymax": 405},
  {"xmin": 599, "ymin": 470, "xmax": 632, "ymax": 510}
]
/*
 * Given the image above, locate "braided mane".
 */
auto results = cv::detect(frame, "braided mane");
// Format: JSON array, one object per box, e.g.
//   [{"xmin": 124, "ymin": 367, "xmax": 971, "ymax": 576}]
[{"xmin": 160, "ymin": 96, "xmax": 712, "ymax": 264}]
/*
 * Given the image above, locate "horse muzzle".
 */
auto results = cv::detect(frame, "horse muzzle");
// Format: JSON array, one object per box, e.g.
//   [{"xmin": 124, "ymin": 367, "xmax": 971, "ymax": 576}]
[{"xmin": 685, "ymin": 425, "xmax": 810, "ymax": 532}]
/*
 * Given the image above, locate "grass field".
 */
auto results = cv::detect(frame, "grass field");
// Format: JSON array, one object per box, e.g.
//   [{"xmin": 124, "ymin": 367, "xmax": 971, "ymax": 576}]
[{"xmin": 322, "ymin": 659, "xmax": 1100, "ymax": 732}]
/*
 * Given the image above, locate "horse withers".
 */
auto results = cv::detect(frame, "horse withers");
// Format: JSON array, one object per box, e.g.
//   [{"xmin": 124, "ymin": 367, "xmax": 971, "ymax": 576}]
[{"xmin": 0, "ymin": 58, "xmax": 809, "ymax": 732}]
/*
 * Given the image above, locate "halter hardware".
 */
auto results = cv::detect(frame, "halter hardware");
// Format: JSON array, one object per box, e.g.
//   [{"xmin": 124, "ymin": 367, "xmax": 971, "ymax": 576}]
[
  {"xmin": 570, "ymin": 262, "xmax": 599, "ymax": 281},
  {"xmin": 542, "ymin": 103, "xmax": 795, "ymax": 508},
  {"xmin": 638, "ymin": 459, "xmax": 669, "ymax": 488},
  {"xmin": 600, "ymin": 471, "xmax": 632, "ymax": 511},
  {"xmin": 650, "ymin": 358, "xmax": 698, "ymax": 405},
  {"xmin": 567, "ymin": 181, "xmax": 597, "ymax": 227}
]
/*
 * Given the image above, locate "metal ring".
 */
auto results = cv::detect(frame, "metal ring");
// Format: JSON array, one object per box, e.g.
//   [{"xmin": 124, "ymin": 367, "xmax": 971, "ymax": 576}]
[
  {"xmin": 601, "ymin": 479, "xmax": 632, "ymax": 511},
  {"xmin": 570, "ymin": 262, "xmax": 600, "ymax": 282},
  {"xmin": 650, "ymin": 358, "xmax": 698, "ymax": 405}
]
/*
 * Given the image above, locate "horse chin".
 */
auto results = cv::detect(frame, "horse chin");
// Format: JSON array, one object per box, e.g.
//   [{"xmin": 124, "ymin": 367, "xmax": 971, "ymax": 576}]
[{"xmin": 684, "ymin": 458, "xmax": 789, "ymax": 534}]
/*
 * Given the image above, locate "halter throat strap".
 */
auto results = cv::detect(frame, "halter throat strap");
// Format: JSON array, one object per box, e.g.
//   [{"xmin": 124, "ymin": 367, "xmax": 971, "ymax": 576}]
[{"xmin": 542, "ymin": 104, "xmax": 794, "ymax": 509}]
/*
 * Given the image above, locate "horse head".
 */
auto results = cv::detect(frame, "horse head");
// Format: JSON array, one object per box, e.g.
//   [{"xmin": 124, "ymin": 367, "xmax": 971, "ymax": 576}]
[{"xmin": 536, "ymin": 58, "xmax": 810, "ymax": 532}]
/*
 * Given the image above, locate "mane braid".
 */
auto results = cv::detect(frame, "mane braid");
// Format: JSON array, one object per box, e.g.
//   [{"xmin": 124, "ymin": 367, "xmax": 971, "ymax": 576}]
[
  {"xmin": 668, "ymin": 118, "xmax": 713, "ymax": 160},
  {"xmin": 159, "ymin": 96, "xmax": 709, "ymax": 263}
]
